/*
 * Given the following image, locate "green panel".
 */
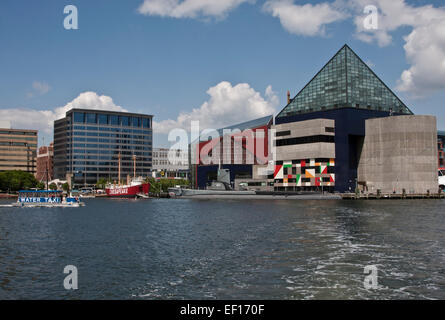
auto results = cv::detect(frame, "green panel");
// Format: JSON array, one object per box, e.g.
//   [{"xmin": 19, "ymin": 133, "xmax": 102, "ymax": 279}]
[
  {"xmin": 296, "ymin": 174, "xmax": 301, "ymax": 184},
  {"xmin": 277, "ymin": 45, "xmax": 412, "ymax": 118}
]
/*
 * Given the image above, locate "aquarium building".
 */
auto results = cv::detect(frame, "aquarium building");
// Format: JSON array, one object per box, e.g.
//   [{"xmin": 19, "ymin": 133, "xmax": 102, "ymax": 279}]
[{"xmin": 273, "ymin": 44, "xmax": 437, "ymax": 193}]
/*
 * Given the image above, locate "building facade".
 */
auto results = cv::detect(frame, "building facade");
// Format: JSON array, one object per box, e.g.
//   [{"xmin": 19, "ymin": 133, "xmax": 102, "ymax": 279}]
[
  {"xmin": 438, "ymin": 131, "xmax": 445, "ymax": 167},
  {"xmin": 35, "ymin": 143, "xmax": 54, "ymax": 182},
  {"xmin": 152, "ymin": 147, "xmax": 189, "ymax": 179},
  {"xmin": 272, "ymin": 44, "xmax": 437, "ymax": 193},
  {"xmin": 272, "ymin": 119, "xmax": 336, "ymax": 192},
  {"xmin": 358, "ymin": 116, "xmax": 438, "ymax": 194},
  {"xmin": 54, "ymin": 109, "xmax": 153, "ymax": 186},
  {"xmin": 0, "ymin": 128, "xmax": 37, "ymax": 174},
  {"xmin": 191, "ymin": 115, "xmax": 273, "ymax": 189}
]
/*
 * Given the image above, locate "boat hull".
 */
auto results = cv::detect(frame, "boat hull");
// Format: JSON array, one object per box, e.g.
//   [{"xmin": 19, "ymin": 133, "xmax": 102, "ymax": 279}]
[{"xmin": 105, "ymin": 183, "xmax": 150, "ymax": 198}]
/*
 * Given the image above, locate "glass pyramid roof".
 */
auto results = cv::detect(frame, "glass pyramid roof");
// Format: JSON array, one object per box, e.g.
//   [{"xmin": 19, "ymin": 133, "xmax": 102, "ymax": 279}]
[{"xmin": 277, "ymin": 45, "xmax": 413, "ymax": 118}]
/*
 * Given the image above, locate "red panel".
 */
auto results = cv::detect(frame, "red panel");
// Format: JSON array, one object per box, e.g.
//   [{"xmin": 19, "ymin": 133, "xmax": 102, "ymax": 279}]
[{"xmin": 274, "ymin": 165, "xmax": 282, "ymax": 178}]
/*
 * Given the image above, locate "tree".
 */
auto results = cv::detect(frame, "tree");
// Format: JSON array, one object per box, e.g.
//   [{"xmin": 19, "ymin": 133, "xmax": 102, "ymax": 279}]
[
  {"xmin": 144, "ymin": 177, "xmax": 189, "ymax": 193},
  {"xmin": 62, "ymin": 182, "xmax": 70, "ymax": 192},
  {"xmin": 96, "ymin": 178, "xmax": 108, "ymax": 190},
  {"xmin": 49, "ymin": 183, "xmax": 58, "ymax": 190},
  {"xmin": 36, "ymin": 182, "xmax": 45, "ymax": 190},
  {"xmin": 0, "ymin": 170, "xmax": 40, "ymax": 192}
]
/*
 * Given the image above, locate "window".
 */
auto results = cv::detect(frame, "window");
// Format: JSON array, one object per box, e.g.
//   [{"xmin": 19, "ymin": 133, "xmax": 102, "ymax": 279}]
[
  {"xmin": 86, "ymin": 113, "xmax": 97, "ymax": 124},
  {"xmin": 74, "ymin": 112, "xmax": 85, "ymax": 123},
  {"xmin": 142, "ymin": 118, "xmax": 151, "ymax": 128},
  {"xmin": 275, "ymin": 135, "xmax": 335, "ymax": 147},
  {"xmin": 325, "ymin": 127, "xmax": 335, "ymax": 133},
  {"xmin": 98, "ymin": 114, "xmax": 108, "ymax": 125},
  {"xmin": 276, "ymin": 130, "xmax": 291, "ymax": 137},
  {"xmin": 132, "ymin": 117, "xmax": 140, "ymax": 127},
  {"xmin": 110, "ymin": 115, "xmax": 119, "ymax": 125},
  {"xmin": 120, "ymin": 116, "xmax": 130, "ymax": 126}
]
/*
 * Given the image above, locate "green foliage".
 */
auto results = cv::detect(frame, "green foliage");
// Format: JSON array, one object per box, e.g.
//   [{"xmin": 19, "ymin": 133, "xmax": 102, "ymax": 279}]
[
  {"xmin": 36, "ymin": 182, "xmax": 45, "ymax": 190},
  {"xmin": 0, "ymin": 170, "xmax": 41, "ymax": 193},
  {"xmin": 49, "ymin": 182, "xmax": 58, "ymax": 190},
  {"xmin": 145, "ymin": 177, "xmax": 189, "ymax": 193},
  {"xmin": 62, "ymin": 182, "xmax": 70, "ymax": 192},
  {"xmin": 96, "ymin": 178, "xmax": 108, "ymax": 190}
]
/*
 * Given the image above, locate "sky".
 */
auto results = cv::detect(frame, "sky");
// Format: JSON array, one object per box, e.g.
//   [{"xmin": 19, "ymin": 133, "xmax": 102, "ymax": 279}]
[{"xmin": 0, "ymin": 0, "xmax": 444, "ymax": 147}]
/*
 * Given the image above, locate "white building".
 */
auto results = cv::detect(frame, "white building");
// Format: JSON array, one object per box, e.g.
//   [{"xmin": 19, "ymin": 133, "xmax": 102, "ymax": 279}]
[{"xmin": 152, "ymin": 148, "xmax": 189, "ymax": 179}]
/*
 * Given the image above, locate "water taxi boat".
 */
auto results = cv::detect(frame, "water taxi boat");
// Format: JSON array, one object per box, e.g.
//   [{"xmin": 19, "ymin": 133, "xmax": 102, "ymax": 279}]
[{"xmin": 13, "ymin": 190, "xmax": 84, "ymax": 207}]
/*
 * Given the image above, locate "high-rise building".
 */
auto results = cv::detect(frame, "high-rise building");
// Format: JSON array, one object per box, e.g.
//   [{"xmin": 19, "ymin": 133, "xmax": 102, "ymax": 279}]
[
  {"xmin": 0, "ymin": 128, "xmax": 37, "ymax": 174},
  {"xmin": 54, "ymin": 109, "xmax": 153, "ymax": 187},
  {"xmin": 35, "ymin": 143, "xmax": 54, "ymax": 182}
]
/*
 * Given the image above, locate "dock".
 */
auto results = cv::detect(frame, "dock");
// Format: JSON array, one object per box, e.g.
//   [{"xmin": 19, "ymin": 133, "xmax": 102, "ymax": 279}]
[{"xmin": 341, "ymin": 192, "xmax": 445, "ymax": 200}]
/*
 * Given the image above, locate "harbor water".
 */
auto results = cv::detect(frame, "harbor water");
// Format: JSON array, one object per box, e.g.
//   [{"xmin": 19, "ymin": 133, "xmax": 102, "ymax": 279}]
[{"xmin": 0, "ymin": 198, "xmax": 444, "ymax": 299}]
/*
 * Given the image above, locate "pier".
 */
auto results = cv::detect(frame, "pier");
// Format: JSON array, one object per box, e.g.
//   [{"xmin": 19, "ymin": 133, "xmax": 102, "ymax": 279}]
[{"xmin": 341, "ymin": 192, "xmax": 445, "ymax": 200}]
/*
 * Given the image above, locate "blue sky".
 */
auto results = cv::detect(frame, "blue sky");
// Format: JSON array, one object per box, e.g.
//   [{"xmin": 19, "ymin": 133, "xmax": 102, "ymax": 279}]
[{"xmin": 0, "ymin": 0, "xmax": 444, "ymax": 147}]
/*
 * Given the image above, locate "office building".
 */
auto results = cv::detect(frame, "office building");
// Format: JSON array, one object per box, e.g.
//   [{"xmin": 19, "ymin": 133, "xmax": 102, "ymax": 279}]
[
  {"xmin": 0, "ymin": 128, "xmax": 37, "ymax": 174},
  {"xmin": 54, "ymin": 109, "xmax": 153, "ymax": 186}
]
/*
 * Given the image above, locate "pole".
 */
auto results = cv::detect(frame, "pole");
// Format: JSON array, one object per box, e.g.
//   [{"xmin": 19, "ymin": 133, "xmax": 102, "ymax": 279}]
[
  {"xmin": 46, "ymin": 159, "xmax": 49, "ymax": 191},
  {"xmin": 118, "ymin": 152, "xmax": 121, "ymax": 185},
  {"xmin": 133, "ymin": 154, "xmax": 136, "ymax": 179}
]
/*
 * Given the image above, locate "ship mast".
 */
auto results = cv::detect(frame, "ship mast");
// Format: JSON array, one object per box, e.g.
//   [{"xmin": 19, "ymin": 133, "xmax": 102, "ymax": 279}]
[
  {"xmin": 118, "ymin": 152, "xmax": 121, "ymax": 185},
  {"xmin": 133, "ymin": 154, "xmax": 136, "ymax": 179}
]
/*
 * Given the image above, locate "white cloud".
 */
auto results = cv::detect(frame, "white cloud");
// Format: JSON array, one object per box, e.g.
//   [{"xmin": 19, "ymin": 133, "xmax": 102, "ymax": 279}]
[
  {"xmin": 263, "ymin": 0, "xmax": 445, "ymax": 96},
  {"xmin": 26, "ymin": 81, "xmax": 51, "ymax": 98},
  {"xmin": 32, "ymin": 81, "xmax": 51, "ymax": 95},
  {"xmin": 153, "ymin": 81, "xmax": 278, "ymax": 134},
  {"xmin": 137, "ymin": 0, "xmax": 253, "ymax": 19},
  {"xmin": 0, "ymin": 92, "xmax": 127, "ymax": 138},
  {"xmin": 349, "ymin": 0, "xmax": 445, "ymax": 95},
  {"xmin": 263, "ymin": 0, "xmax": 348, "ymax": 36}
]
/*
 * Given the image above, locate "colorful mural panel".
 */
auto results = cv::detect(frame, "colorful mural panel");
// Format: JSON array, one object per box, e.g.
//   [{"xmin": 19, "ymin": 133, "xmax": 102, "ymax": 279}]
[{"xmin": 274, "ymin": 158, "xmax": 335, "ymax": 188}]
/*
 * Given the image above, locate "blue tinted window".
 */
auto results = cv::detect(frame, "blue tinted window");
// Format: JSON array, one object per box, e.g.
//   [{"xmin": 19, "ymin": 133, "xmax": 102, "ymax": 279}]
[
  {"xmin": 86, "ymin": 113, "xmax": 97, "ymax": 124},
  {"xmin": 98, "ymin": 114, "xmax": 108, "ymax": 124},
  {"xmin": 132, "ymin": 117, "xmax": 140, "ymax": 127},
  {"xmin": 110, "ymin": 115, "xmax": 119, "ymax": 125},
  {"xmin": 120, "ymin": 116, "xmax": 130, "ymax": 126},
  {"xmin": 74, "ymin": 112, "xmax": 85, "ymax": 123},
  {"xmin": 142, "ymin": 118, "xmax": 150, "ymax": 128}
]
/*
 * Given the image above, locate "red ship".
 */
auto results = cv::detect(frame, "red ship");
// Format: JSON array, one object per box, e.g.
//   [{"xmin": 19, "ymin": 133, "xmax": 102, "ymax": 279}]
[
  {"xmin": 105, "ymin": 179, "xmax": 150, "ymax": 197},
  {"xmin": 105, "ymin": 154, "xmax": 150, "ymax": 198}
]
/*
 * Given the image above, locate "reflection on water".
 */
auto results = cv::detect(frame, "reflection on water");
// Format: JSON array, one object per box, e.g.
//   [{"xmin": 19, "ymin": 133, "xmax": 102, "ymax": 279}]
[{"xmin": 0, "ymin": 198, "xmax": 444, "ymax": 299}]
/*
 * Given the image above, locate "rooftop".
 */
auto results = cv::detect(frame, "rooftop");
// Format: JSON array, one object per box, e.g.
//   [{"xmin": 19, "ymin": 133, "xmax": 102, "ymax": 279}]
[{"xmin": 277, "ymin": 44, "xmax": 413, "ymax": 118}]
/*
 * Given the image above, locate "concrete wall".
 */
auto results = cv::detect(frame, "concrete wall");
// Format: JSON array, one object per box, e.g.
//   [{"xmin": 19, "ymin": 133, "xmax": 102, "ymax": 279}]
[
  {"xmin": 358, "ymin": 115, "xmax": 438, "ymax": 194},
  {"xmin": 272, "ymin": 119, "xmax": 335, "ymax": 161}
]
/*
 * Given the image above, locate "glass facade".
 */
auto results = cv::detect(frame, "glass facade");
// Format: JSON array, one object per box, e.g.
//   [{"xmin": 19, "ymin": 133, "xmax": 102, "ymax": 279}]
[
  {"xmin": 54, "ymin": 109, "xmax": 153, "ymax": 186},
  {"xmin": 277, "ymin": 45, "xmax": 413, "ymax": 118}
]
